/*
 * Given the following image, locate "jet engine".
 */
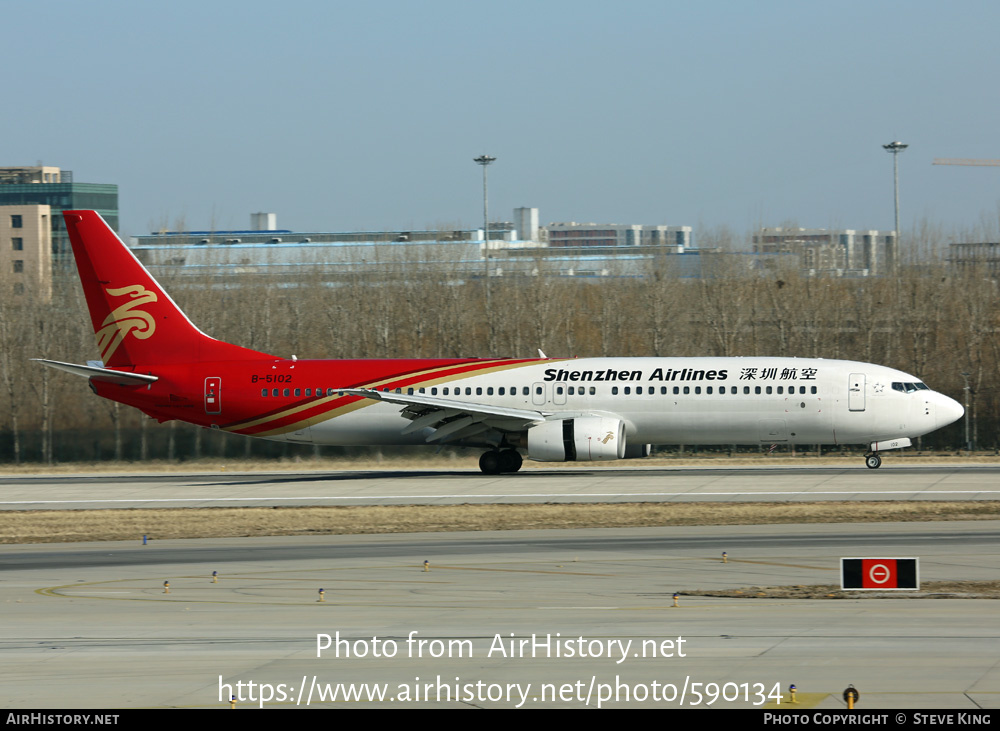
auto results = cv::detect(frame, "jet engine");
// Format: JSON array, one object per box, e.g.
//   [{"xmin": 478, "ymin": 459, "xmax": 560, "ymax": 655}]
[{"xmin": 526, "ymin": 417, "xmax": 626, "ymax": 462}]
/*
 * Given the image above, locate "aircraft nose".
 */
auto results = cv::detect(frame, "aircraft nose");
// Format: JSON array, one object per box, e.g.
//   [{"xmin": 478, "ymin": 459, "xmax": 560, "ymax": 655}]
[{"xmin": 935, "ymin": 393, "xmax": 964, "ymax": 430}]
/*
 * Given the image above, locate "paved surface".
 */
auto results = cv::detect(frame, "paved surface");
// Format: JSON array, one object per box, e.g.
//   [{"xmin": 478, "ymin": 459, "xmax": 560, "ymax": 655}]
[
  {"xmin": 1, "ymin": 522, "xmax": 998, "ymax": 709},
  {"xmin": 2, "ymin": 463, "xmax": 1000, "ymax": 509}
]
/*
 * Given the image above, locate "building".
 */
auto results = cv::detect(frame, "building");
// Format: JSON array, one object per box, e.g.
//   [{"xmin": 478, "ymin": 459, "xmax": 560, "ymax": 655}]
[
  {"xmin": 250, "ymin": 212, "xmax": 277, "ymax": 231},
  {"xmin": 948, "ymin": 242, "xmax": 1000, "ymax": 273},
  {"xmin": 751, "ymin": 227, "xmax": 897, "ymax": 276},
  {"xmin": 0, "ymin": 166, "xmax": 118, "ymax": 264},
  {"xmin": 514, "ymin": 207, "xmax": 539, "ymax": 241},
  {"xmin": 130, "ymin": 209, "xmax": 712, "ymax": 283},
  {"xmin": 0, "ymin": 204, "xmax": 52, "ymax": 301},
  {"xmin": 546, "ymin": 221, "xmax": 692, "ymax": 250},
  {"xmin": 131, "ymin": 227, "xmax": 492, "ymax": 282}
]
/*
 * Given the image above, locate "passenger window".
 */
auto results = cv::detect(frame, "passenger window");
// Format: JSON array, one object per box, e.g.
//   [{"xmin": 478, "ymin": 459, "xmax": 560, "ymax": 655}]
[
  {"xmin": 272, "ymin": 388, "xmax": 279, "ymax": 397},
  {"xmin": 754, "ymin": 386, "xmax": 761, "ymax": 394},
  {"xmin": 811, "ymin": 386, "xmax": 817, "ymax": 394},
  {"xmin": 443, "ymin": 387, "xmax": 449, "ymax": 395},
  {"xmin": 431, "ymin": 388, "xmax": 437, "ymax": 395},
  {"xmin": 524, "ymin": 387, "xmax": 530, "ymax": 396},
  {"xmin": 556, "ymin": 386, "xmax": 563, "ymax": 395},
  {"xmin": 294, "ymin": 388, "xmax": 301, "ymax": 397},
  {"xmin": 800, "ymin": 386, "xmax": 806, "ymax": 394},
  {"xmin": 465, "ymin": 387, "xmax": 472, "ymax": 395},
  {"xmin": 283, "ymin": 388, "xmax": 290, "ymax": 397},
  {"xmin": 707, "ymin": 386, "xmax": 713, "ymax": 394},
  {"xmin": 498, "ymin": 387, "xmax": 505, "ymax": 396},
  {"xmin": 624, "ymin": 387, "xmax": 631, "ymax": 395},
  {"xmin": 306, "ymin": 388, "xmax": 312, "ymax": 396},
  {"xmin": 589, "ymin": 387, "xmax": 596, "ymax": 395},
  {"xmin": 261, "ymin": 389, "xmax": 268, "ymax": 397},
  {"xmin": 683, "ymin": 386, "xmax": 690, "ymax": 394},
  {"xmin": 612, "ymin": 386, "xmax": 619, "ymax": 395},
  {"xmin": 407, "ymin": 388, "xmax": 414, "ymax": 395},
  {"xmin": 673, "ymin": 386, "xmax": 679, "ymax": 395},
  {"xmin": 766, "ymin": 386, "xmax": 772, "ymax": 394},
  {"xmin": 535, "ymin": 386, "xmax": 542, "ymax": 395},
  {"xmin": 487, "ymin": 387, "xmax": 494, "ymax": 395}
]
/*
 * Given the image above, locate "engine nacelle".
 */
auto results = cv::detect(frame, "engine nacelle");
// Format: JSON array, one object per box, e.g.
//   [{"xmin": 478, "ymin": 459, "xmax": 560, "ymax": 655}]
[
  {"xmin": 527, "ymin": 417, "xmax": 626, "ymax": 462},
  {"xmin": 623, "ymin": 442, "xmax": 651, "ymax": 459}
]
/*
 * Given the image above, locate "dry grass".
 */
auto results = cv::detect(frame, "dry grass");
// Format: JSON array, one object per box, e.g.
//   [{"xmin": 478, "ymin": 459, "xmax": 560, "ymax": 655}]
[
  {"xmin": 683, "ymin": 581, "xmax": 1000, "ymax": 599},
  {"xmin": 2, "ymin": 500, "xmax": 1000, "ymax": 544}
]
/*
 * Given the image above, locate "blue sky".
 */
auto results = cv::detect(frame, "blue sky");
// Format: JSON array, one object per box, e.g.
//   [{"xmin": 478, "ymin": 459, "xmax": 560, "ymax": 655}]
[{"xmin": 5, "ymin": 1, "xmax": 999, "ymax": 242}]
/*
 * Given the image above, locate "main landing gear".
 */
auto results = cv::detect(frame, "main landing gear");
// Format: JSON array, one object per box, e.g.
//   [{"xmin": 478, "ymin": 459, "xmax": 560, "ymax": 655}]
[
  {"xmin": 479, "ymin": 449, "xmax": 523, "ymax": 475},
  {"xmin": 864, "ymin": 452, "xmax": 882, "ymax": 469}
]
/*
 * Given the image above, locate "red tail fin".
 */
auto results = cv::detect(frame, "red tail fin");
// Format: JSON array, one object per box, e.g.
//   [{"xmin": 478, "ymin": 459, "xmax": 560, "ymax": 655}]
[{"xmin": 64, "ymin": 210, "xmax": 270, "ymax": 367}]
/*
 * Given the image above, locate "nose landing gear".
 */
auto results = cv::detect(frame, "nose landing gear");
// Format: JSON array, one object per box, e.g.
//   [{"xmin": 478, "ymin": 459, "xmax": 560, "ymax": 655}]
[{"xmin": 863, "ymin": 438, "xmax": 911, "ymax": 469}]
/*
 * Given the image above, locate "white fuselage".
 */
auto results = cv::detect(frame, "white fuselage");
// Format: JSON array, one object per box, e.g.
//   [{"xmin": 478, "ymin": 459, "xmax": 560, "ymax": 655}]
[{"xmin": 303, "ymin": 357, "xmax": 963, "ymax": 448}]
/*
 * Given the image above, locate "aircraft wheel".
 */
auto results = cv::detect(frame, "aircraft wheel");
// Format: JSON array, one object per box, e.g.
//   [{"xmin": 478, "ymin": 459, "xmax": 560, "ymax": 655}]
[
  {"xmin": 479, "ymin": 451, "xmax": 501, "ymax": 474},
  {"xmin": 498, "ymin": 449, "xmax": 523, "ymax": 473},
  {"xmin": 865, "ymin": 454, "xmax": 882, "ymax": 470}
]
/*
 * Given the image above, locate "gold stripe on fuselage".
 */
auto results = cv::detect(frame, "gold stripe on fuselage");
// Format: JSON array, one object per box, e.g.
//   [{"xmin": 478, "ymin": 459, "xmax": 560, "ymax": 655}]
[{"xmin": 228, "ymin": 358, "xmax": 560, "ymax": 437}]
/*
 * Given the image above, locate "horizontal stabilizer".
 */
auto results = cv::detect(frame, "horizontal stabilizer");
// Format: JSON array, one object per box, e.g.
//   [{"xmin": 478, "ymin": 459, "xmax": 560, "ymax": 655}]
[{"xmin": 32, "ymin": 359, "xmax": 158, "ymax": 385}]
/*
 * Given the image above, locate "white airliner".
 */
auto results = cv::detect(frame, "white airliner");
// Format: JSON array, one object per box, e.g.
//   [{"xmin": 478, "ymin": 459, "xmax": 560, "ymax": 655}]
[{"xmin": 38, "ymin": 211, "xmax": 964, "ymax": 473}]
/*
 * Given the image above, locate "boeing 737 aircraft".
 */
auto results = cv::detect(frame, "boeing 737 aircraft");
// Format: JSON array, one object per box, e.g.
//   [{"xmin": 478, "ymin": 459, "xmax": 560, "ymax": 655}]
[{"xmin": 36, "ymin": 211, "xmax": 964, "ymax": 473}]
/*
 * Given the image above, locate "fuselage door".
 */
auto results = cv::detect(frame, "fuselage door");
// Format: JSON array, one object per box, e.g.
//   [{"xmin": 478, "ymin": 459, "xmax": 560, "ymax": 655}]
[
  {"xmin": 204, "ymin": 377, "xmax": 222, "ymax": 414},
  {"xmin": 553, "ymin": 382, "xmax": 567, "ymax": 406},
  {"xmin": 758, "ymin": 418, "xmax": 788, "ymax": 442},
  {"xmin": 848, "ymin": 373, "xmax": 866, "ymax": 412},
  {"xmin": 532, "ymin": 382, "xmax": 547, "ymax": 406}
]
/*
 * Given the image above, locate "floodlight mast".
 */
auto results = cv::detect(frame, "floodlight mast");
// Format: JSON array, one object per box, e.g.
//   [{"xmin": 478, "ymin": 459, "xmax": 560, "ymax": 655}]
[
  {"xmin": 883, "ymin": 141, "xmax": 908, "ymax": 268},
  {"xmin": 474, "ymin": 154, "xmax": 496, "ymax": 350}
]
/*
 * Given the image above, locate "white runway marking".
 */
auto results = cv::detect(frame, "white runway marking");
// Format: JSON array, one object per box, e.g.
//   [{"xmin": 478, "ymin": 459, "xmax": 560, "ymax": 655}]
[{"xmin": 2, "ymin": 489, "xmax": 1000, "ymax": 506}]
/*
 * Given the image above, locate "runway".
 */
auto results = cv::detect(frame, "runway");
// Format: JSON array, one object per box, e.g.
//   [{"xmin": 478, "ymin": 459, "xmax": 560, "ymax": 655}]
[
  {"xmin": 2, "ymin": 463, "xmax": 1000, "ymax": 510},
  {"xmin": 2, "ymin": 465, "xmax": 998, "ymax": 709},
  {"xmin": 1, "ymin": 522, "xmax": 999, "ymax": 709}
]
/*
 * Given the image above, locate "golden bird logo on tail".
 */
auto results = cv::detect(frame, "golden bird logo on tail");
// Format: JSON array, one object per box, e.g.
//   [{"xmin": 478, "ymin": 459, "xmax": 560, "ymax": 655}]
[{"xmin": 95, "ymin": 285, "xmax": 158, "ymax": 362}]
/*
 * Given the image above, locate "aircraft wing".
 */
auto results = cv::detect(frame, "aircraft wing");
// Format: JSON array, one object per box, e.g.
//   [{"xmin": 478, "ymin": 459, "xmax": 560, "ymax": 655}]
[
  {"xmin": 338, "ymin": 388, "xmax": 550, "ymax": 444},
  {"xmin": 33, "ymin": 359, "xmax": 158, "ymax": 385}
]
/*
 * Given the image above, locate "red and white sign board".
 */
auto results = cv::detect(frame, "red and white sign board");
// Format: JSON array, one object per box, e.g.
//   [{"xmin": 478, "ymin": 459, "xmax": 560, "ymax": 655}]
[{"xmin": 840, "ymin": 558, "xmax": 919, "ymax": 590}]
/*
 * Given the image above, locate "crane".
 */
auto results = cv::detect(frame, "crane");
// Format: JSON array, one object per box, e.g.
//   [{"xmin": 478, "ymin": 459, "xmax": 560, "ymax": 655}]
[{"xmin": 932, "ymin": 158, "xmax": 1000, "ymax": 166}]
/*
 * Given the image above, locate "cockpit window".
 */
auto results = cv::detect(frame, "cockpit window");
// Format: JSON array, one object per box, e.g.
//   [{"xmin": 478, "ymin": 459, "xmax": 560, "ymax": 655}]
[{"xmin": 892, "ymin": 382, "xmax": 922, "ymax": 393}]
